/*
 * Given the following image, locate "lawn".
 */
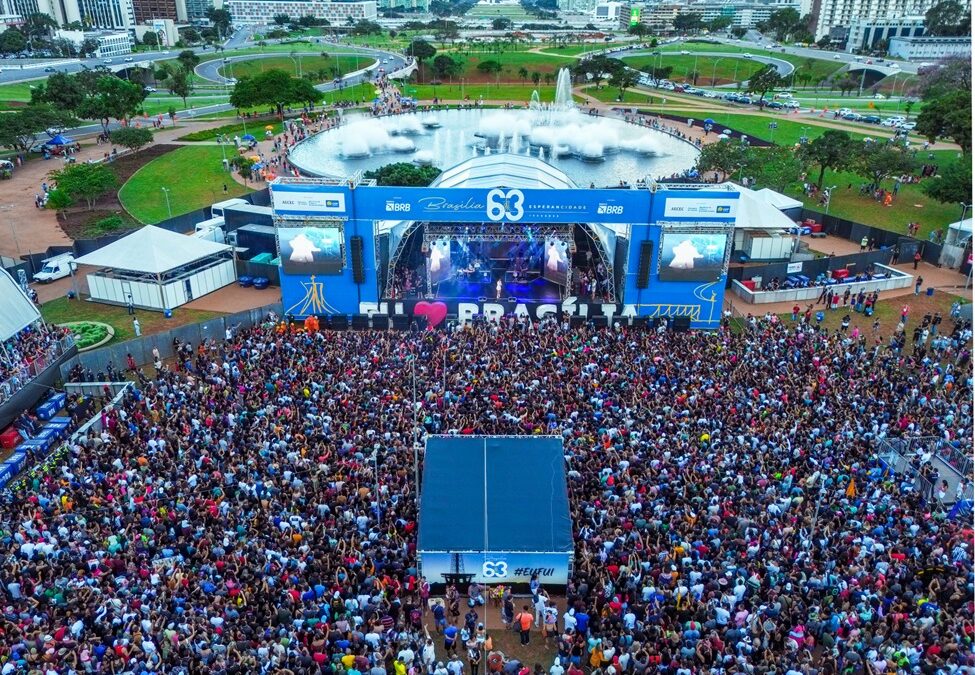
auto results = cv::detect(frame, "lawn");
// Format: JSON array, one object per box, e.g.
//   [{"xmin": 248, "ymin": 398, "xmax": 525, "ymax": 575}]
[
  {"xmin": 655, "ymin": 43, "xmax": 843, "ymax": 83},
  {"xmin": 119, "ymin": 146, "xmax": 252, "ymax": 224},
  {"xmin": 537, "ymin": 42, "xmax": 632, "ymax": 57},
  {"xmin": 702, "ymin": 112, "xmax": 871, "ymax": 144},
  {"xmin": 580, "ymin": 85, "xmax": 674, "ymax": 105},
  {"xmin": 0, "ymin": 80, "xmax": 39, "ymax": 104},
  {"xmin": 791, "ymin": 150, "xmax": 965, "ymax": 239},
  {"xmin": 219, "ymin": 54, "xmax": 364, "ymax": 83},
  {"xmin": 41, "ymin": 297, "xmax": 224, "ymax": 344},
  {"xmin": 402, "ymin": 83, "xmax": 543, "ymax": 102},
  {"xmin": 624, "ymin": 54, "xmax": 766, "ymax": 85},
  {"xmin": 178, "ymin": 120, "xmax": 284, "ymax": 141}
]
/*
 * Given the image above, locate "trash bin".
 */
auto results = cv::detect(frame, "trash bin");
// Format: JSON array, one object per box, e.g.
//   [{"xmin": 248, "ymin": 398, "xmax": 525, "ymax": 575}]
[
  {"xmin": 164, "ymin": 309, "xmax": 173, "ymax": 318},
  {"xmin": 926, "ymin": 287, "xmax": 934, "ymax": 296}
]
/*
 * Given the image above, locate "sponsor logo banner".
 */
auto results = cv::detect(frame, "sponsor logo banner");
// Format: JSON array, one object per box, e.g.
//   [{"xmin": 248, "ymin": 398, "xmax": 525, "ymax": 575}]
[{"xmin": 420, "ymin": 552, "xmax": 570, "ymax": 585}]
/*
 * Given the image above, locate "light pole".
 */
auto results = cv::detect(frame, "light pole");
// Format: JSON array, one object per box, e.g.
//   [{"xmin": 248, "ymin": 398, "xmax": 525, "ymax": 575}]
[
  {"xmin": 710, "ymin": 57, "xmax": 725, "ymax": 87},
  {"xmin": 411, "ymin": 355, "xmax": 419, "ymax": 493},
  {"xmin": 824, "ymin": 185, "xmax": 837, "ymax": 217},
  {"xmin": 161, "ymin": 187, "xmax": 172, "ymax": 219},
  {"xmin": 799, "ymin": 125, "xmax": 809, "ymax": 144},
  {"xmin": 768, "ymin": 121, "xmax": 777, "ymax": 142},
  {"xmin": 960, "ymin": 202, "xmax": 971, "ymax": 223}
]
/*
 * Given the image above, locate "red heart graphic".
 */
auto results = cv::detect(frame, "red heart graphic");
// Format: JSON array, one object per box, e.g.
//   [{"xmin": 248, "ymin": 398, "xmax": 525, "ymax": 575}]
[{"xmin": 414, "ymin": 301, "xmax": 448, "ymax": 328}]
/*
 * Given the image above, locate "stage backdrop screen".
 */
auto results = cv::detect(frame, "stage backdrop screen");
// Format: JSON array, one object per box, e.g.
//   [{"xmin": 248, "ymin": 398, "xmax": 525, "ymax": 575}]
[
  {"xmin": 428, "ymin": 240, "xmax": 452, "ymax": 285},
  {"xmin": 543, "ymin": 238, "xmax": 569, "ymax": 287},
  {"xmin": 658, "ymin": 231, "xmax": 728, "ymax": 282},
  {"xmin": 278, "ymin": 225, "xmax": 344, "ymax": 275}
]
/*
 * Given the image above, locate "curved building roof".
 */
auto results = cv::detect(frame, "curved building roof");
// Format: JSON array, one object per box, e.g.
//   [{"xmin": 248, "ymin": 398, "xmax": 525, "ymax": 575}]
[{"xmin": 431, "ymin": 153, "xmax": 577, "ymax": 190}]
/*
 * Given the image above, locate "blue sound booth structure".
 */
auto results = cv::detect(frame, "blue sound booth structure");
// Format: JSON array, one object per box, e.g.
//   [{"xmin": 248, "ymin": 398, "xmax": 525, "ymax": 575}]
[
  {"xmin": 419, "ymin": 435, "xmax": 573, "ymax": 587},
  {"xmin": 269, "ymin": 154, "xmax": 740, "ymax": 329}
]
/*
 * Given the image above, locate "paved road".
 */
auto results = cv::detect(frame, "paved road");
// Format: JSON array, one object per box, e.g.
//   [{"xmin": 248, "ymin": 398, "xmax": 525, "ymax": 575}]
[
  {"xmin": 711, "ymin": 35, "xmax": 919, "ymax": 75},
  {"xmin": 195, "ymin": 49, "xmax": 403, "ymax": 85}
]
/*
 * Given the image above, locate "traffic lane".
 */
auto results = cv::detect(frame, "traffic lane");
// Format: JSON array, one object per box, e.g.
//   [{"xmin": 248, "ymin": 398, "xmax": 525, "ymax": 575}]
[{"xmin": 194, "ymin": 51, "xmax": 397, "ymax": 84}]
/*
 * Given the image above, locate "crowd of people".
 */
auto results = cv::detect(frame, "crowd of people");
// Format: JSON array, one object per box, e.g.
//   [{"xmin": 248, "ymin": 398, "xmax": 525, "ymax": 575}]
[
  {"xmin": 0, "ymin": 313, "xmax": 971, "ymax": 675},
  {"xmin": 0, "ymin": 324, "xmax": 72, "ymax": 403}
]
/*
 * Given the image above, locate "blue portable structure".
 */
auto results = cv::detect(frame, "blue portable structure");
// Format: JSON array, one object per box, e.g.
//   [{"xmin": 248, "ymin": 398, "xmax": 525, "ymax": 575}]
[{"xmin": 418, "ymin": 435, "xmax": 572, "ymax": 587}]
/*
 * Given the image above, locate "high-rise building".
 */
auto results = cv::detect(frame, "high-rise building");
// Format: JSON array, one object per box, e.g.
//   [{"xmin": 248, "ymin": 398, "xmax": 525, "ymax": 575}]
[
  {"xmin": 810, "ymin": 0, "xmax": 936, "ymax": 40},
  {"xmin": 624, "ymin": 0, "xmax": 801, "ymax": 32},
  {"xmin": 183, "ymin": 0, "xmax": 212, "ymax": 20},
  {"xmin": 225, "ymin": 0, "xmax": 376, "ymax": 24},
  {"xmin": 845, "ymin": 16, "xmax": 925, "ymax": 52},
  {"xmin": 131, "ymin": 0, "xmax": 187, "ymax": 23},
  {"xmin": 73, "ymin": 0, "xmax": 136, "ymax": 30}
]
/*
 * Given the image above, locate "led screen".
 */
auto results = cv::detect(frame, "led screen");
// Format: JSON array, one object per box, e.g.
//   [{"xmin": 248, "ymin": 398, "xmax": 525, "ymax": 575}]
[
  {"xmin": 657, "ymin": 232, "xmax": 728, "ymax": 282},
  {"xmin": 278, "ymin": 225, "xmax": 344, "ymax": 275}
]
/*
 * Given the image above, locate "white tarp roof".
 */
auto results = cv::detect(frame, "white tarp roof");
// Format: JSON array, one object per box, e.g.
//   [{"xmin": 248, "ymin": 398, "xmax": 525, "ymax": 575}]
[
  {"xmin": 0, "ymin": 267, "xmax": 42, "ymax": 342},
  {"xmin": 74, "ymin": 225, "xmax": 231, "ymax": 275},
  {"xmin": 755, "ymin": 188, "xmax": 803, "ymax": 211},
  {"xmin": 717, "ymin": 183, "xmax": 799, "ymax": 231},
  {"xmin": 948, "ymin": 218, "xmax": 972, "ymax": 234}
]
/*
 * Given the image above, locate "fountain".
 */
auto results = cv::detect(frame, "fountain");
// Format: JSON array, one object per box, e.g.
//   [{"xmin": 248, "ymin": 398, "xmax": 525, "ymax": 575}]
[{"xmin": 288, "ymin": 67, "xmax": 699, "ymax": 185}]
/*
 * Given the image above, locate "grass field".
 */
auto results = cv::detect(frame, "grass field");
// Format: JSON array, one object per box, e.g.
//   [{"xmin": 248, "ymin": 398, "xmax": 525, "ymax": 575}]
[
  {"xmin": 219, "ymin": 54, "xmax": 363, "ymax": 83},
  {"xmin": 655, "ymin": 43, "xmax": 844, "ymax": 83},
  {"xmin": 624, "ymin": 54, "xmax": 765, "ymax": 85},
  {"xmin": 786, "ymin": 150, "xmax": 965, "ymax": 239},
  {"xmin": 178, "ymin": 120, "xmax": 284, "ymax": 141},
  {"xmin": 580, "ymin": 85, "xmax": 673, "ymax": 105},
  {"xmin": 41, "ymin": 297, "xmax": 224, "ymax": 344},
  {"xmin": 403, "ymin": 82, "xmax": 542, "ymax": 102},
  {"xmin": 537, "ymin": 42, "xmax": 631, "ymax": 57},
  {"xmin": 119, "ymin": 146, "xmax": 252, "ymax": 223},
  {"xmin": 703, "ymin": 112, "xmax": 870, "ymax": 144},
  {"xmin": 0, "ymin": 80, "xmax": 38, "ymax": 103}
]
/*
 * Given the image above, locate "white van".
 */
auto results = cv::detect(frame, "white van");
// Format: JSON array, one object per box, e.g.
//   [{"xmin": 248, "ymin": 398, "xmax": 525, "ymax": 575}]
[
  {"xmin": 210, "ymin": 198, "xmax": 247, "ymax": 220},
  {"xmin": 194, "ymin": 217, "xmax": 226, "ymax": 243},
  {"xmin": 34, "ymin": 253, "xmax": 75, "ymax": 283}
]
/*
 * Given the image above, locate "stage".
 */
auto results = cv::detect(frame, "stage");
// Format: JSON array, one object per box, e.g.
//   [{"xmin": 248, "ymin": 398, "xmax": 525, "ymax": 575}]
[{"xmin": 433, "ymin": 276, "xmax": 564, "ymax": 303}]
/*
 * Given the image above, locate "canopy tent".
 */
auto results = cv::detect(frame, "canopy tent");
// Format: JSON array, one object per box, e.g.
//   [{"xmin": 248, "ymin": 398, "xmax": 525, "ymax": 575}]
[
  {"xmin": 0, "ymin": 268, "xmax": 42, "ymax": 342},
  {"xmin": 719, "ymin": 183, "xmax": 799, "ymax": 231},
  {"xmin": 45, "ymin": 134, "xmax": 74, "ymax": 146},
  {"xmin": 755, "ymin": 188, "xmax": 803, "ymax": 212},
  {"xmin": 74, "ymin": 226, "xmax": 235, "ymax": 311},
  {"xmin": 74, "ymin": 225, "xmax": 231, "ymax": 274},
  {"xmin": 945, "ymin": 218, "xmax": 972, "ymax": 247}
]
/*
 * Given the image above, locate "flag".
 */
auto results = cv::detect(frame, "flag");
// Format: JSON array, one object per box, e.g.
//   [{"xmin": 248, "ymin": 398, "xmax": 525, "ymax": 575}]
[{"xmin": 846, "ymin": 477, "xmax": 856, "ymax": 498}]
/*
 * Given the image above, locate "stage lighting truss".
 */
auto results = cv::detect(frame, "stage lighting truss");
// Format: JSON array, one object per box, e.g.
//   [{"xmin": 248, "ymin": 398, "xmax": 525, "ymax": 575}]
[{"xmin": 421, "ymin": 223, "xmax": 575, "ymax": 243}]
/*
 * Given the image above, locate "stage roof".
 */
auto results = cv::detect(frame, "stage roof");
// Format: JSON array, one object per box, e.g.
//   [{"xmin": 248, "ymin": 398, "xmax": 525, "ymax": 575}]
[
  {"xmin": 433, "ymin": 153, "xmax": 577, "ymax": 190},
  {"xmin": 419, "ymin": 436, "xmax": 573, "ymax": 553}
]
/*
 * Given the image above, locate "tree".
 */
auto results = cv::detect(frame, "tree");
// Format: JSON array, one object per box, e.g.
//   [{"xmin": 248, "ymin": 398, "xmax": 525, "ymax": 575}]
[
  {"xmin": 0, "ymin": 104, "xmax": 76, "ymax": 153},
  {"xmin": 852, "ymin": 143, "xmax": 915, "ymax": 190},
  {"xmin": 22, "ymin": 13, "xmax": 58, "ymax": 40},
  {"xmin": 673, "ymin": 13, "xmax": 704, "ymax": 33},
  {"xmin": 531, "ymin": 71, "xmax": 541, "ymax": 87},
  {"xmin": 744, "ymin": 65, "xmax": 781, "ymax": 106},
  {"xmin": 230, "ymin": 156, "xmax": 255, "ymax": 183},
  {"xmin": 432, "ymin": 54, "xmax": 461, "ymax": 80},
  {"xmin": 351, "ymin": 20, "xmax": 383, "ymax": 35},
  {"xmin": 48, "ymin": 163, "xmax": 117, "ymax": 211},
  {"xmin": 707, "ymin": 16, "xmax": 733, "ymax": 32},
  {"xmin": 0, "ymin": 28, "xmax": 27, "ymax": 54},
  {"xmin": 628, "ymin": 23, "xmax": 650, "ymax": 37},
  {"xmin": 836, "ymin": 76, "xmax": 858, "ymax": 96},
  {"xmin": 915, "ymin": 90, "xmax": 971, "ymax": 153},
  {"xmin": 800, "ymin": 130, "xmax": 857, "ymax": 188},
  {"xmin": 76, "ymin": 76, "xmax": 147, "ymax": 134},
  {"xmin": 363, "ymin": 162, "xmax": 441, "ymax": 186},
  {"xmin": 110, "ymin": 127, "xmax": 153, "ymax": 153},
  {"xmin": 924, "ymin": 0, "xmax": 971, "ymax": 36},
  {"xmin": 476, "ymin": 60, "xmax": 503, "ymax": 77},
  {"xmin": 742, "ymin": 145, "xmax": 803, "ymax": 191},
  {"xmin": 166, "ymin": 66, "xmax": 193, "ymax": 107},
  {"xmin": 518, "ymin": 66, "xmax": 529, "ymax": 84},
  {"xmin": 922, "ymin": 159, "xmax": 972, "ymax": 205},
  {"xmin": 730, "ymin": 26, "xmax": 747, "ymax": 39},
  {"xmin": 273, "ymin": 13, "xmax": 291, "ymax": 25},
  {"xmin": 408, "ymin": 38, "xmax": 437, "ymax": 80},
  {"xmin": 758, "ymin": 8, "xmax": 806, "ymax": 41},
  {"xmin": 543, "ymin": 72, "xmax": 554, "ymax": 86},
  {"xmin": 141, "ymin": 31, "xmax": 159, "ymax": 47},
  {"xmin": 491, "ymin": 17, "xmax": 513, "ymax": 30},
  {"xmin": 177, "ymin": 49, "xmax": 200, "ymax": 71},
  {"xmin": 609, "ymin": 68, "xmax": 637, "ymax": 99},
  {"xmin": 917, "ymin": 56, "xmax": 971, "ymax": 100},
  {"xmin": 30, "ymin": 70, "xmax": 94, "ymax": 117},
  {"xmin": 78, "ymin": 38, "xmax": 99, "ymax": 57},
  {"xmin": 205, "ymin": 7, "xmax": 233, "ymax": 39},
  {"xmin": 230, "ymin": 69, "xmax": 322, "ymax": 115},
  {"xmin": 695, "ymin": 139, "xmax": 750, "ymax": 181},
  {"xmin": 181, "ymin": 27, "xmax": 201, "ymax": 44},
  {"xmin": 45, "ymin": 188, "xmax": 73, "ymax": 219}
]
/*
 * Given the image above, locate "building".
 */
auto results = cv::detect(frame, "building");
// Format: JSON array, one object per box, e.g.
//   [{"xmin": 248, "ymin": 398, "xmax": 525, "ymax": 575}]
[
  {"xmin": 377, "ymin": 0, "xmax": 428, "ymax": 11},
  {"xmin": 845, "ymin": 16, "xmax": 925, "ymax": 52},
  {"xmin": 134, "ymin": 17, "xmax": 179, "ymax": 45},
  {"xmin": 591, "ymin": 1, "xmax": 624, "ymax": 24},
  {"xmin": 811, "ymin": 0, "xmax": 936, "ymax": 40},
  {"xmin": 184, "ymin": 0, "xmax": 213, "ymax": 19},
  {"xmin": 131, "ymin": 0, "xmax": 188, "ymax": 23},
  {"xmin": 624, "ymin": 0, "xmax": 800, "ymax": 32},
  {"xmin": 225, "ymin": 0, "xmax": 376, "ymax": 23},
  {"xmin": 4, "ymin": 0, "xmax": 66, "ymax": 24},
  {"xmin": 887, "ymin": 35, "xmax": 972, "ymax": 59},
  {"xmin": 56, "ymin": 28, "xmax": 133, "ymax": 56},
  {"xmin": 3, "ymin": 0, "xmax": 136, "ymax": 29}
]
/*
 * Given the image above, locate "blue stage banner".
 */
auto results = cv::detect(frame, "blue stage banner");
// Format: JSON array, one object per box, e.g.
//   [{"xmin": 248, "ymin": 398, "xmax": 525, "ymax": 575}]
[
  {"xmin": 420, "ymin": 551, "xmax": 570, "ymax": 585},
  {"xmin": 270, "ymin": 183, "xmax": 352, "ymax": 217},
  {"xmin": 651, "ymin": 190, "xmax": 740, "ymax": 223},
  {"xmin": 355, "ymin": 187, "xmax": 650, "ymax": 224}
]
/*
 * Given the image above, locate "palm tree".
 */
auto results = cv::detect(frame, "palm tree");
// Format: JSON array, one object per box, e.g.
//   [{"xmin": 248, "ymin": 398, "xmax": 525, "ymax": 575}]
[
  {"xmin": 531, "ymin": 71, "xmax": 541, "ymax": 87},
  {"xmin": 518, "ymin": 66, "xmax": 529, "ymax": 84}
]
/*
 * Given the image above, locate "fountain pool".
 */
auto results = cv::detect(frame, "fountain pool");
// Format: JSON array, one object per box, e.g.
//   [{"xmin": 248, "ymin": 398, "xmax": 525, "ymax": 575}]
[{"xmin": 288, "ymin": 69, "xmax": 699, "ymax": 186}]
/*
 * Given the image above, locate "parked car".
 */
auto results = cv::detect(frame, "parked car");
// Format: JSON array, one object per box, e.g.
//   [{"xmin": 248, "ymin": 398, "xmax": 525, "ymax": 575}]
[
  {"xmin": 896, "ymin": 122, "xmax": 916, "ymax": 131},
  {"xmin": 124, "ymin": 56, "xmax": 133, "ymax": 62},
  {"xmin": 861, "ymin": 115, "xmax": 881, "ymax": 124},
  {"xmin": 881, "ymin": 117, "xmax": 904, "ymax": 127},
  {"xmin": 833, "ymin": 54, "xmax": 841, "ymax": 59},
  {"xmin": 766, "ymin": 101, "xmax": 784, "ymax": 109},
  {"xmin": 784, "ymin": 100, "xmax": 800, "ymax": 109},
  {"xmin": 34, "ymin": 254, "xmax": 75, "ymax": 283}
]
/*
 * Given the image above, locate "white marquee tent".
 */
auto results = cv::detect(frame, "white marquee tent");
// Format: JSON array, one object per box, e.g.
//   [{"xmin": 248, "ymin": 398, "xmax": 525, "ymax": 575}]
[
  {"xmin": 0, "ymin": 268, "xmax": 42, "ymax": 342},
  {"xmin": 74, "ymin": 226, "xmax": 236, "ymax": 311}
]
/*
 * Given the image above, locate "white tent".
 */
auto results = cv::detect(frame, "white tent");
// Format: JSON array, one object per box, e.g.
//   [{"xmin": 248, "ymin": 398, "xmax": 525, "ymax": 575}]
[
  {"xmin": 74, "ymin": 225, "xmax": 231, "ymax": 274},
  {"xmin": 0, "ymin": 268, "xmax": 41, "ymax": 342},
  {"xmin": 716, "ymin": 183, "xmax": 800, "ymax": 261},
  {"xmin": 945, "ymin": 218, "xmax": 972, "ymax": 247},
  {"xmin": 755, "ymin": 188, "xmax": 803, "ymax": 212},
  {"xmin": 74, "ymin": 226, "xmax": 236, "ymax": 311}
]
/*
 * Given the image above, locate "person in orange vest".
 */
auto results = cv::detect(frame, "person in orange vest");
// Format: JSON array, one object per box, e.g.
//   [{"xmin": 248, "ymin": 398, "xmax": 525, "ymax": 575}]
[{"xmin": 514, "ymin": 605, "xmax": 533, "ymax": 645}]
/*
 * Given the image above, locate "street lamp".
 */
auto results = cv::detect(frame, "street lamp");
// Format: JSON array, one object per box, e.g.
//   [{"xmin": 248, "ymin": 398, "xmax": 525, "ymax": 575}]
[
  {"xmin": 161, "ymin": 187, "xmax": 172, "ymax": 219},
  {"xmin": 768, "ymin": 121, "xmax": 778, "ymax": 142},
  {"xmin": 710, "ymin": 57, "xmax": 725, "ymax": 87},
  {"xmin": 824, "ymin": 185, "xmax": 837, "ymax": 217},
  {"xmin": 960, "ymin": 202, "xmax": 971, "ymax": 222},
  {"xmin": 799, "ymin": 125, "xmax": 809, "ymax": 144}
]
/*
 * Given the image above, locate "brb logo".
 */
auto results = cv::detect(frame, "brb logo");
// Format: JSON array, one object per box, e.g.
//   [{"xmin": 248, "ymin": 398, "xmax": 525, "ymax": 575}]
[
  {"xmin": 486, "ymin": 189, "xmax": 524, "ymax": 222},
  {"xmin": 481, "ymin": 561, "xmax": 509, "ymax": 578},
  {"xmin": 386, "ymin": 201, "xmax": 411, "ymax": 213},
  {"xmin": 597, "ymin": 203, "xmax": 624, "ymax": 215}
]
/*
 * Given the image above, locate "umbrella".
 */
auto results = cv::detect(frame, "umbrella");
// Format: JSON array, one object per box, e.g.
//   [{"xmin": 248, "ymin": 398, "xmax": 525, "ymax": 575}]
[
  {"xmin": 252, "ymin": 162, "xmax": 265, "ymax": 170},
  {"xmin": 704, "ymin": 118, "xmax": 715, "ymax": 125},
  {"xmin": 264, "ymin": 125, "xmax": 274, "ymax": 130},
  {"xmin": 241, "ymin": 134, "xmax": 256, "ymax": 142},
  {"xmin": 717, "ymin": 133, "xmax": 730, "ymax": 140},
  {"xmin": 46, "ymin": 134, "xmax": 74, "ymax": 146},
  {"xmin": 248, "ymin": 155, "xmax": 260, "ymax": 162}
]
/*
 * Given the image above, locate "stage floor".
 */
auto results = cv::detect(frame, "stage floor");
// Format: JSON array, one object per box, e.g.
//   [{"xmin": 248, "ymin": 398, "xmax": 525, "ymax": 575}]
[{"xmin": 433, "ymin": 277, "xmax": 564, "ymax": 302}]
